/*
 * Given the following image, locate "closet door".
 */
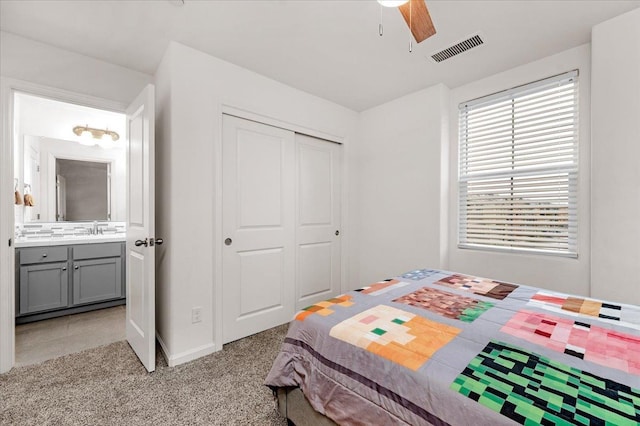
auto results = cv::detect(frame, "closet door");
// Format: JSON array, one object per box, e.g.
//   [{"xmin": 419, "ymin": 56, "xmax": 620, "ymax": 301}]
[
  {"xmin": 295, "ymin": 134, "xmax": 342, "ymax": 310},
  {"xmin": 222, "ymin": 115, "xmax": 295, "ymax": 344}
]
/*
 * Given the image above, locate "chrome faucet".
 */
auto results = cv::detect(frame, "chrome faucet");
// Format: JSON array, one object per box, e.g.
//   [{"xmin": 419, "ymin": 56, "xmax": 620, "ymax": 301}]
[{"xmin": 92, "ymin": 221, "xmax": 98, "ymax": 235}]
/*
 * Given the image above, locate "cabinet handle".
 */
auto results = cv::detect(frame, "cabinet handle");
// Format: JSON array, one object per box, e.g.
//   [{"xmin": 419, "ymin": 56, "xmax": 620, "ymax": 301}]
[
  {"xmin": 42, "ymin": 253, "xmax": 47, "ymax": 258},
  {"xmin": 62, "ymin": 267, "xmax": 67, "ymax": 271},
  {"xmin": 74, "ymin": 265, "xmax": 79, "ymax": 270}
]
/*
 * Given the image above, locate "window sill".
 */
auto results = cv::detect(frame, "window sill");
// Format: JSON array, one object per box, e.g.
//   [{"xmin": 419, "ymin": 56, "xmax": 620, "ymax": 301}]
[{"xmin": 457, "ymin": 243, "xmax": 578, "ymax": 259}]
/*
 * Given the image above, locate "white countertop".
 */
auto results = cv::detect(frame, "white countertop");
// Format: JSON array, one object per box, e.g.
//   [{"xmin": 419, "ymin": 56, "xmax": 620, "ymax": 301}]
[{"xmin": 14, "ymin": 234, "xmax": 126, "ymax": 248}]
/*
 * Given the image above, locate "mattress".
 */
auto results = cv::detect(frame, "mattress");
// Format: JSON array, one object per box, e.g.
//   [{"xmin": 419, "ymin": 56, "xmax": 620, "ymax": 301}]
[{"xmin": 265, "ymin": 268, "xmax": 640, "ymax": 425}]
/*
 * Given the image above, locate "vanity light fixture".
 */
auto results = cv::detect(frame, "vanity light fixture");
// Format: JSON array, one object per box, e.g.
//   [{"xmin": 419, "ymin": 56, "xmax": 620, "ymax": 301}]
[{"xmin": 72, "ymin": 125, "xmax": 120, "ymax": 142}]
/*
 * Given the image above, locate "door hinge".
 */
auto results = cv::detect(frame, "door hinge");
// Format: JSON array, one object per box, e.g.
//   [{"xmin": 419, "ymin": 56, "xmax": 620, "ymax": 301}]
[
  {"xmin": 8, "ymin": 238, "xmax": 12, "ymax": 247},
  {"xmin": 37, "ymin": 165, "xmax": 40, "ymax": 172}
]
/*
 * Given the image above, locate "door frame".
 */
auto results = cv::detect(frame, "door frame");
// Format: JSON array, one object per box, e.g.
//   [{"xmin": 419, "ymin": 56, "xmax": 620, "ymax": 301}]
[
  {"xmin": 213, "ymin": 104, "xmax": 351, "ymax": 351},
  {"xmin": 0, "ymin": 77, "xmax": 127, "ymax": 373}
]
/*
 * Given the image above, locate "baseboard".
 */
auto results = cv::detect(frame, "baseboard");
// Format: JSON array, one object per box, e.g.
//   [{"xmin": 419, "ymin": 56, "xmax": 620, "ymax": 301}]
[
  {"xmin": 156, "ymin": 333, "xmax": 218, "ymax": 367},
  {"xmin": 156, "ymin": 333, "xmax": 171, "ymax": 366}
]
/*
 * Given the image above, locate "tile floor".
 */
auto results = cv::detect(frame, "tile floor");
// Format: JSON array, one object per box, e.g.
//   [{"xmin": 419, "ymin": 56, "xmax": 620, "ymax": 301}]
[{"xmin": 15, "ymin": 305, "xmax": 126, "ymax": 367}]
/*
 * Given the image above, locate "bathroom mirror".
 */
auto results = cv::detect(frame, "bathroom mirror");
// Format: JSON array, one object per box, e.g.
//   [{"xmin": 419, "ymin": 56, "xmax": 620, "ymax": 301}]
[
  {"xmin": 19, "ymin": 135, "xmax": 125, "ymax": 223},
  {"xmin": 55, "ymin": 159, "xmax": 110, "ymax": 221}
]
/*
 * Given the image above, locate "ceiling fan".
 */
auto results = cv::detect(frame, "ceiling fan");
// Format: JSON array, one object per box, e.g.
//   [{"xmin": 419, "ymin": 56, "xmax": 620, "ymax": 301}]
[{"xmin": 378, "ymin": 0, "xmax": 436, "ymax": 44}]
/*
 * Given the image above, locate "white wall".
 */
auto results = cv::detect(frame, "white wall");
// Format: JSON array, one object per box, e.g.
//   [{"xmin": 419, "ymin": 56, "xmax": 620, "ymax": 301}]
[
  {"xmin": 154, "ymin": 42, "xmax": 359, "ymax": 365},
  {"xmin": 0, "ymin": 32, "xmax": 151, "ymax": 105},
  {"xmin": 591, "ymin": 8, "xmax": 640, "ymax": 305},
  {"xmin": 357, "ymin": 84, "xmax": 450, "ymax": 285},
  {"xmin": 447, "ymin": 44, "xmax": 592, "ymax": 296}
]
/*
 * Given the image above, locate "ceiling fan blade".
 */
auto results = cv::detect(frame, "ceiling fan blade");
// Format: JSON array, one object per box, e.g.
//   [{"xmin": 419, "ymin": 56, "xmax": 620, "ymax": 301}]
[{"xmin": 398, "ymin": 0, "xmax": 436, "ymax": 43}]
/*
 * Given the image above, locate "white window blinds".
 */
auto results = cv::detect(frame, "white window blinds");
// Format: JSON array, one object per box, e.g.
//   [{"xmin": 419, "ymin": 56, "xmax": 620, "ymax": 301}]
[{"xmin": 458, "ymin": 71, "xmax": 578, "ymax": 257}]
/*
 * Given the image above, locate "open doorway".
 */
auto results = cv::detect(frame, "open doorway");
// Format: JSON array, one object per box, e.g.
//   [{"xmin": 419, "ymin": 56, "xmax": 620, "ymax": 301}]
[{"xmin": 13, "ymin": 92, "xmax": 127, "ymax": 367}]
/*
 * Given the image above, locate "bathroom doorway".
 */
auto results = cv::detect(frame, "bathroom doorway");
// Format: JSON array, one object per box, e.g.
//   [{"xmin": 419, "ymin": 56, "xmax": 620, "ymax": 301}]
[
  {"xmin": 1, "ymin": 81, "xmax": 157, "ymax": 374},
  {"xmin": 12, "ymin": 92, "xmax": 128, "ymax": 367}
]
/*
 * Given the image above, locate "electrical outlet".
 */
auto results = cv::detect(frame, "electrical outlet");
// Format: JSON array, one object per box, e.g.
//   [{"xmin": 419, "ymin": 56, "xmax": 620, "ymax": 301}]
[{"xmin": 191, "ymin": 306, "xmax": 202, "ymax": 324}]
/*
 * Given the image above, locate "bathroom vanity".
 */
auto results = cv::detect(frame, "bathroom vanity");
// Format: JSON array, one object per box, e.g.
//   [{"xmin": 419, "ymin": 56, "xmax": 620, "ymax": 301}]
[{"xmin": 15, "ymin": 237, "xmax": 126, "ymax": 324}]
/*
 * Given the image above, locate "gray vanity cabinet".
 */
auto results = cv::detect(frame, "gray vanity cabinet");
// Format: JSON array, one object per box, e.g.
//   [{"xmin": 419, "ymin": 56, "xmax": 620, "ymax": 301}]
[
  {"xmin": 19, "ymin": 261, "xmax": 69, "ymax": 315},
  {"xmin": 72, "ymin": 243, "xmax": 123, "ymax": 305},
  {"xmin": 16, "ymin": 242, "xmax": 125, "ymax": 323}
]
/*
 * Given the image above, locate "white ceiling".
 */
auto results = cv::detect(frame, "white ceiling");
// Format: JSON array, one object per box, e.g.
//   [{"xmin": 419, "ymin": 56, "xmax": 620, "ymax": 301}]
[{"xmin": 1, "ymin": 0, "xmax": 639, "ymax": 111}]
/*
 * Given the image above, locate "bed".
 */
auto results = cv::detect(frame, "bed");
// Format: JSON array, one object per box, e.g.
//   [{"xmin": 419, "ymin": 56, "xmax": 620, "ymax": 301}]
[{"xmin": 265, "ymin": 268, "xmax": 640, "ymax": 425}]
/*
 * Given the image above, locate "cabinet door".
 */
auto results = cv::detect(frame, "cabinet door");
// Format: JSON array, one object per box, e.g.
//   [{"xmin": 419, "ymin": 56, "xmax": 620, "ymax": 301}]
[
  {"xmin": 19, "ymin": 263, "xmax": 69, "ymax": 315},
  {"xmin": 73, "ymin": 258, "xmax": 122, "ymax": 305}
]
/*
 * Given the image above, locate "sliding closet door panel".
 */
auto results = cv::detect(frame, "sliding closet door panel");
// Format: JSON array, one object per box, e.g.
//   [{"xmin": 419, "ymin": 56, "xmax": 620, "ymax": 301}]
[
  {"xmin": 295, "ymin": 134, "xmax": 342, "ymax": 309},
  {"xmin": 222, "ymin": 115, "xmax": 295, "ymax": 344},
  {"xmin": 237, "ymin": 134, "xmax": 282, "ymax": 228},
  {"xmin": 238, "ymin": 248, "xmax": 284, "ymax": 315},
  {"xmin": 298, "ymin": 242, "xmax": 332, "ymax": 298},
  {"xmin": 299, "ymin": 147, "xmax": 332, "ymax": 225}
]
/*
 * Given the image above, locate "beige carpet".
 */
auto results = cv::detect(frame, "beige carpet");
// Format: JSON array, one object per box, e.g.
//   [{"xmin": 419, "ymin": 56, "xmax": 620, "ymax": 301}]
[{"xmin": 0, "ymin": 324, "xmax": 290, "ymax": 425}]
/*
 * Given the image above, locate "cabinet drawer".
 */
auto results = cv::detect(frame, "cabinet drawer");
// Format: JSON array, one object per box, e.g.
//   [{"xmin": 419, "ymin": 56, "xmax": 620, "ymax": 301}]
[
  {"xmin": 19, "ymin": 246, "xmax": 68, "ymax": 265},
  {"xmin": 73, "ymin": 242, "xmax": 122, "ymax": 260}
]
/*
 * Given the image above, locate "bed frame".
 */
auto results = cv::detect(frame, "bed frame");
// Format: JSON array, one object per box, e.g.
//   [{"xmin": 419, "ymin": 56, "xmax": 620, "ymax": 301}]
[{"xmin": 276, "ymin": 387, "xmax": 337, "ymax": 426}]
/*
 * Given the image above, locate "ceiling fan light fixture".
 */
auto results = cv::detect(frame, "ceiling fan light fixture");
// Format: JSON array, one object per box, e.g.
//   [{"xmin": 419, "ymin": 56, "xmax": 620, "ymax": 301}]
[{"xmin": 378, "ymin": 0, "xmax": 409, "ymax": 7}]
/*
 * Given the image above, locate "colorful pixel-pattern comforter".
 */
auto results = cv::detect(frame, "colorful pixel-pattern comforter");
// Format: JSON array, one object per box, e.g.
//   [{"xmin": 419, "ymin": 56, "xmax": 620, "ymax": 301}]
[{"xmin": 265, "ymin": 269, "xmax": 640, "ymax": 425}]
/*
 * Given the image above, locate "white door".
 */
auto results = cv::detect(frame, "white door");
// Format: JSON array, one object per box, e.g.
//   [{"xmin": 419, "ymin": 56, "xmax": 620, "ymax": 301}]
[
  {"xmin": 125, "ymin": 84, "xmax": 156, "ymax": 372},
  {"xmin": 56, "ymin": 175, "xmax": 66, "ymax": 221},
  {"xmin": 222, "ymin": 115, "xmax": 295, "ymax": 343},
  {"xmin": 295, "ymin": 134, "xmax": 342, "ymax": 310}
]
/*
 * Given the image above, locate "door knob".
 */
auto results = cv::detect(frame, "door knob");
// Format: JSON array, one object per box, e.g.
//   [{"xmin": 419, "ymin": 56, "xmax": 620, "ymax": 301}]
[
  {"xmin": 335, "ymin": 230, "xmax": 340, "ymax": 236},
  {"xmin": 224, "ymin": 238, "xmax": 232, "ymax": 246},
  {"xmin": 149, "ymin": 237, "xmax": 164, "ymax": 246},
  {"xmin": 135, "ymin": 239, "xmax": 148, "ymax": 247}
]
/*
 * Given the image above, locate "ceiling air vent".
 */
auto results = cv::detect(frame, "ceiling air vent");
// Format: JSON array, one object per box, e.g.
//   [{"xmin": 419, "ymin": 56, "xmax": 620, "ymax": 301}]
[{"xmin": 430, "ymin": 34, "xmax": 484, "ymax": 63}]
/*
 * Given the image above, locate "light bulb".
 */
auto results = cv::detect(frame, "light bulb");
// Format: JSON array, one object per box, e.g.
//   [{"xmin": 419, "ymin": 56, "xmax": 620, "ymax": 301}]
[
  {"xmin": 78, "ymin": 130, "xmax": 95, "ymax": 146},
  {"xmin": 98, "ymin": 138, "xmax": 114, "ymax": 150},
  {"xmin": 378, "ymin": 0, "xmax": 409, "ymax": 7}
]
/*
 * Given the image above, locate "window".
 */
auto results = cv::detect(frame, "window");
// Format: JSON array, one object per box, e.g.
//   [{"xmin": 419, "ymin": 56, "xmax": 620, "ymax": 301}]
[{"xmin": 458, "ymin": 71, "xmax": 578, "ymax": 257}]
